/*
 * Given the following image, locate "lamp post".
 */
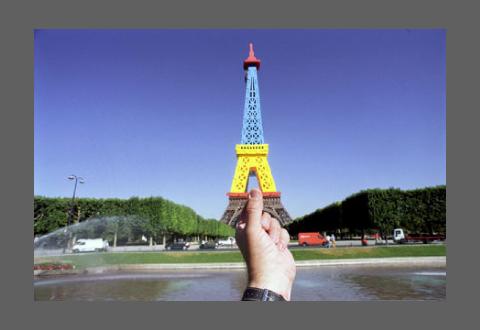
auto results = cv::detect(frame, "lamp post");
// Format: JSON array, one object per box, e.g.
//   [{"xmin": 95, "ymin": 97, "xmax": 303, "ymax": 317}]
[
  {"xmin": 67, "ymin": 175, "xmax": 85, "ymax": 226},
  {"xmin": 65, "ymin": 175, "xmax": 84, "ymax": 251}
]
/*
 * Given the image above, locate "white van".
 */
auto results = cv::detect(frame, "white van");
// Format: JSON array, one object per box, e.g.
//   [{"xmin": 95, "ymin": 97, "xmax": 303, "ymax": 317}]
[
  {"xmin": 72, "ymin": 239, "xmax": 109, "ymax": 253},
  {"xmin": 217, "ymin": 236, "xmax": 236, "ymax": 246}
]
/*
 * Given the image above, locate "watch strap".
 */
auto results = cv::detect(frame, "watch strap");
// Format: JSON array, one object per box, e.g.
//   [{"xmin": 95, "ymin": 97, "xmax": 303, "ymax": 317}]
[{"xmin": 241, "ymin": 287, "xmax": 286, "ymax": 301}]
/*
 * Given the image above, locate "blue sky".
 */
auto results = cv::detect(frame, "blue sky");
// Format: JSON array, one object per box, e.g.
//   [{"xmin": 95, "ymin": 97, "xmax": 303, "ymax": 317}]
[{"xmin": 34, "ymin": 29, "xmax": 446, "ymax": 219}]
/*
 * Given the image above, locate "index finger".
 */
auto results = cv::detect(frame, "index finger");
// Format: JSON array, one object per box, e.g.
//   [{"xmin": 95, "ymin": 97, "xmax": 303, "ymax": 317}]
[{"xmin": 245, "ymin": 188, "xmax": 263, "ymax": 231}]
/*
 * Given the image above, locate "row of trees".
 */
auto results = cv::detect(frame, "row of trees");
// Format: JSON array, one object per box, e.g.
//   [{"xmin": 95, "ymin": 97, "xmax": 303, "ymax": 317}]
[
  {"xmin": 287, "ymin": 186, "xmax": 446, "ymax": 239},
  {"xmin": 34, "ymin": 196, "xmax": 234, "ymax": 246},
  {"xmin": 35, "ymin": 185, "xmax": 446, "ymax": 245}
]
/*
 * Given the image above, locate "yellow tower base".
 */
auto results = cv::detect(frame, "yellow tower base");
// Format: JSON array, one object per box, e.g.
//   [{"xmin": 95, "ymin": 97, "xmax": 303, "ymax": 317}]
[{"xmin": 221, "ymin": 144, "xmax": 292, "ymax": 227}]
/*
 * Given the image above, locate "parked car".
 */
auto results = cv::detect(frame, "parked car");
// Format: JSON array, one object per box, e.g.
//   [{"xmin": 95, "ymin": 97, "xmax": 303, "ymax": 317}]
[
  {"xmin": 72, "ymin": 239, "xmax": 109, "ymax": 253},
  {"xmin": 165, "ymin": 241, "xmax": 190, "ymax": 250},
  {"xmin": 298, "ymin": 232, "xmax": 328, "ymax": 247},
  {"xmin": 200, "ymin": 240, "xmax": 219, "ymax": 250}
]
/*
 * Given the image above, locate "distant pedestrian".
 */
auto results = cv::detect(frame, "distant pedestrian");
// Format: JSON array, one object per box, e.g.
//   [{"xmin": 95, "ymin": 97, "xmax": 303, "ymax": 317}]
[
  {"xmin": 331, "ymin": 233, "xmax": 336, "ymax": 248},
  {"xmin": 325, "ymin": 235, "xmax": 331, "ymax": 248}
]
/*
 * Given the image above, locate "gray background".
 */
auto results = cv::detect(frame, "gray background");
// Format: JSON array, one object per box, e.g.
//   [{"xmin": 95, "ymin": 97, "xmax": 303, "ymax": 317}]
[{"xmin": 1, "ymin": 0, "xmax": 477, "ymax": 328}]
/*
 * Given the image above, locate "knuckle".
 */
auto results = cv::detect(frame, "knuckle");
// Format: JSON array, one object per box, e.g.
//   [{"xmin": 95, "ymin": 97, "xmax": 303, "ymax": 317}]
[{"xmin": 246, "ymin": 204, "xmax": 260, "ymax": 213}]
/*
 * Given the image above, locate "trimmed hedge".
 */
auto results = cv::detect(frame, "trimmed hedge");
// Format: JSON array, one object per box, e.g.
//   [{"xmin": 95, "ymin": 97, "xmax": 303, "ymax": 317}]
[
  {"xmin": 34, "ymin": 196, "xmax": 234, "ymax": 241},
  {"xmin": 287, "ymin": 186, "xmax": 446, "ymax": 238}
]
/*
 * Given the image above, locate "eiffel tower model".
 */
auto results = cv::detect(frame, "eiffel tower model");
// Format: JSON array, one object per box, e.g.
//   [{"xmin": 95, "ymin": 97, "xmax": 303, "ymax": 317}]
[{"xmin": 220, "ymin": 43, "xmax": 293, "ymax": 227}]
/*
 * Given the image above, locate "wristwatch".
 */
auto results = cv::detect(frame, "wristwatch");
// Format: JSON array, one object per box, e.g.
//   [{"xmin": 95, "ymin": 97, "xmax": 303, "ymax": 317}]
[{"xmin": 241, "ymin": 287, "xmax": 286, "ymax": 301}]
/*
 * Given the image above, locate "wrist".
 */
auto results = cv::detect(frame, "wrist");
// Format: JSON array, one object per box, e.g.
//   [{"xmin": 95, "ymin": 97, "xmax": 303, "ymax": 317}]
[
  {"xmin": 248, "ymin": 278, "xmax": 292, "ymax": 301},
  {"xmin": 242, "ymin": 287, "xmax": 286, "ymax": 301}
]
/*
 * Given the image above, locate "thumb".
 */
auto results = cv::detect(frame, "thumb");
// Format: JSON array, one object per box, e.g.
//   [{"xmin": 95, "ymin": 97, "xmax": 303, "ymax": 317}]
[{"xmin": 246, "ymin": 188, "xmax": 263, "ymax": 231}]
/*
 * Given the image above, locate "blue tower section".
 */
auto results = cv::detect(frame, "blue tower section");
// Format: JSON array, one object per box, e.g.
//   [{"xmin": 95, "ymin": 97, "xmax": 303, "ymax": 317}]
[{"xmin": 241, "ymin": 48, "xmax": 265, "ymax": 145}]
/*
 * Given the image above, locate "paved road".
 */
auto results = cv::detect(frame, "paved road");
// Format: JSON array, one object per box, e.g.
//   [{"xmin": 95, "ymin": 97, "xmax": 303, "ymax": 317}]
[{"xmin": 35, "ymin": 240, "xmax": 444, "ymax": 257}]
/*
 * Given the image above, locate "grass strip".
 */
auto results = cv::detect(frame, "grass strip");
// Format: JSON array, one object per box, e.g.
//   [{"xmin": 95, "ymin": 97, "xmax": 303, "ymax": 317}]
[{"xmin": 36, "ymin": 245, "xmax": 446, "ymax": 269}]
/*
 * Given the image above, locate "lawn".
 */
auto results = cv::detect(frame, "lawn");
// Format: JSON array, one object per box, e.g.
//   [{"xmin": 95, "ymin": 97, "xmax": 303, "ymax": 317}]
[
  {"xmin": 290, "ymin": 245, "xmax": 445, "ymax": 260},
  {"xmin": 35, "ymin": 245, "xmax": 446, "ymax": 269}
]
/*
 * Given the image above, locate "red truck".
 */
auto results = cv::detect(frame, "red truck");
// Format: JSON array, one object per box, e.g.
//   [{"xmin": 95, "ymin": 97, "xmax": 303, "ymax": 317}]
[
  {"xmin": 393, "ymin": 228, "xmax": 446, "ymax": 244},
  {"xmin": 298, "ymin": 232, "xmax": 328, "ymax": 247}
]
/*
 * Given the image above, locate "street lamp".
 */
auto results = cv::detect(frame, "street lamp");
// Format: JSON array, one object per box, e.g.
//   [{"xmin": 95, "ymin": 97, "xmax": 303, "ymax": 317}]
[
  {"xmin": 67, "ymin": 175, "xmax": 85, "ymax": 226},
  {"xmin": 64, "ymin": 175, "xmax": 84, "ymax": 252}
]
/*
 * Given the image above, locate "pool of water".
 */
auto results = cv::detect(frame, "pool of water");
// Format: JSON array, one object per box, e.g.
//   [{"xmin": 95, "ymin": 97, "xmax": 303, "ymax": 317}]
[{"xmin": 34, "ymin": 264, "xmax": 446, "ymax": 301}]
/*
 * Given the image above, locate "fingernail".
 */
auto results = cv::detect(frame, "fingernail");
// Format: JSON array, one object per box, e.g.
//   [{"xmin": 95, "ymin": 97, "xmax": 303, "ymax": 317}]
[{"xmin": 249, "ymin": 189, "xmax": 261, "ymax": 199}]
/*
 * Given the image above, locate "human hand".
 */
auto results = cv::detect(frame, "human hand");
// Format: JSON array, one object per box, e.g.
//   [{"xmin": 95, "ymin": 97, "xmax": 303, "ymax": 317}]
[{"xmin": 235, "ymin": 188, "xmax": 296, "ymax": 300}]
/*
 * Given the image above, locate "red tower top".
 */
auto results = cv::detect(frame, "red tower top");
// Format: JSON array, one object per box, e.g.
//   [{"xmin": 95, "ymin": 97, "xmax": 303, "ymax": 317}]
[{"xmin": 243, "ymin": 43, "xmax": 261, "ymax": 70}]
